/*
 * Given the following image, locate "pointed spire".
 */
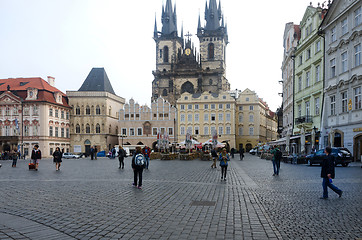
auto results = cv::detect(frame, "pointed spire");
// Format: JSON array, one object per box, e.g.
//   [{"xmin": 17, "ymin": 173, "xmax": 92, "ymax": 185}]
[
  {"xmin": 205, "ymin": 0, "xmax": 221, "ymax": 31},
  {"xmin": 161, "ymin": 0, "xmax": 178, "ymax": 36},
  {"xmin": 204, "ymin": 1, "xmax": 208, "ymax": 20},
  {"xmin": 221, "ymin": 14, "xmax": 224, "ymax": 27},
  {"xmin": 181, "ymin": 22, "xmax": 184, "ymax": 39},
  {"xmin": 218, "ymin": 0, "xmax": 222, "ymax": 20},
  {"xmin": 154, "ymin": 14, "xmax": 158, "ymax": 39}
]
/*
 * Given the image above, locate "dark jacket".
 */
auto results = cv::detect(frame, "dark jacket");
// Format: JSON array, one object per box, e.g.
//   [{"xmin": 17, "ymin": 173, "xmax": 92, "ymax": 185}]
[
  {"xmin": 321, "ymin": 154, "xmax": 335, "ymax": 179},
  {"xmin": 131, "ymin": 152, "xmax": 145, "ymax": 170},
  {"xmin": 118, "ymin": 149, "xmax": 125, "ymax": 160},
  {"xmin": 211, "ymin": 149, "xmax": 218, "ymax": 158},
  {"xmin": 31, "ymin": 149, "xmax": 41, "ymax": 160},
  {"xmin": 52, "ymin": 150, "xmax": 62, "ymax": 162}
]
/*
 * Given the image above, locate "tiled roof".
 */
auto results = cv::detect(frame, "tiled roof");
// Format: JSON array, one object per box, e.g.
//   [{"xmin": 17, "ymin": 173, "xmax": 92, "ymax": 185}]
[
  {"xmin": 0, "ymin": 77, "xmax": 70, "ymax": 108},
  {"xmin": 78, "ymin": 68, "xmax": 116, "ymax": 95}
]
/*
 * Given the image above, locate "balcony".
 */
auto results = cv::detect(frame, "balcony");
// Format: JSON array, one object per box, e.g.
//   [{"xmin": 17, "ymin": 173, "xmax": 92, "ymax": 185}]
[{"xmin": 295, "ymin": 115, "xmax": 313, "ymax": 125}]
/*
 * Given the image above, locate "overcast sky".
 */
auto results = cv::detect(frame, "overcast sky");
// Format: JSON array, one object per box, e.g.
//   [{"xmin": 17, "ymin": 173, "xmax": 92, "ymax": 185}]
[{"xmin": 0, "ymin": 0, "xmax": 323, "ymax": 111}]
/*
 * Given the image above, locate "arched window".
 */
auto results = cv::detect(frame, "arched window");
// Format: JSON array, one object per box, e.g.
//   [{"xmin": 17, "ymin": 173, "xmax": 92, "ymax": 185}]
[
  {"xmin": 162, "ymin": 89, "xmax": 168, "ymax": 96},
  {"xmin": 208, "ymin": 43, "xmax": 214, "ymax": 59},
  {"xmin": 76, "ymin": 106, "xmax": 80, "ymax": 115},
  {"xmin": 181, "ymin": 81, "xmax": 195, "ymax": 94},
  {"xmin": 86, "ymin": 124, "xmax": 90, "ymax": 133},
  {"xmin": 96, "ymin": 124, "xmax": 100, "ymax": 133},
  {"xmin": 76, "ymin": 124, "xmax": 80, "ymax": 133},
  {"xmin": 163, "ymin": 46, "xmax": 169, "ymax": 63},
  {"xmin": 86, "ymin": 105, "xmax": 90, "ymax": 115},
  {"xmin": 96, "ymin": 105, "xmax": 101, "ymax": 115}
]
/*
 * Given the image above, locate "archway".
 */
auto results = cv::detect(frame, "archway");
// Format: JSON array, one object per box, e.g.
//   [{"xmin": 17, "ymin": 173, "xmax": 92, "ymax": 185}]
[
  {"xmin": 2, "ymin": 143, "xmax": 10, "ymax": 152},
  {"xmin": 353, "ymin": 134, "xmax": 362, "ymax": 162},
  {"xmin": 245, "ymin": 143, "xmax": 253, "ymax": 152},
  {"xmin": 84, "ymin": 139, "xmax": 91, "ymax": 155},
  {"xmin": 181, "ymin": 81, "xmax": 194, "ymax": 94},
  {"xmin": 334, "ymin": 131, "xmax": 343, "ymax": 147}
]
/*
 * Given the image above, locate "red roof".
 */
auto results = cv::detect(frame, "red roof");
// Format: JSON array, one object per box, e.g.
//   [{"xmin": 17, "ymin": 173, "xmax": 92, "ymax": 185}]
[{"xmin": 0, "ymin": 77, "xmax": 70, "ymax": 108}]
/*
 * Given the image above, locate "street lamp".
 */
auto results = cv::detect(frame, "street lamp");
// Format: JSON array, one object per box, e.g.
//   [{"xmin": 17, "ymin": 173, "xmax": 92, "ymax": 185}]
[{"xmin": 120, "ymin": 135, "xmax": 127, "ymax": 147}]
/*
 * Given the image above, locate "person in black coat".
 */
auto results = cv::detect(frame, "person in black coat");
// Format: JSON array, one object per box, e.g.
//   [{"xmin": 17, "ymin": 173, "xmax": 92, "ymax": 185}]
[
  {"xmin": 31, "ymin": 144, "xmax": 41, "ymax": 171},
  {"xmin": 118, "ymin": 147, "xmax": 126, "ymax": 169},
  {"xmin": 53, "ymin": 147, "xmax": 63, "ymax": 171},
  {"xmin": 320, "ymin": 146, "xmax": 343, "ymax": 199},
  {"xmin": 132, "ymin": 147, "xmax": 145, "ymax": 189}
]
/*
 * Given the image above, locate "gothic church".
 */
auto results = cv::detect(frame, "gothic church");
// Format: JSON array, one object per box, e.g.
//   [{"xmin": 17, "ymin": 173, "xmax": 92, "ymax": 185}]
[{"xmin": 152, "ymin": 0, "xmax": 230, "ymax": 106}]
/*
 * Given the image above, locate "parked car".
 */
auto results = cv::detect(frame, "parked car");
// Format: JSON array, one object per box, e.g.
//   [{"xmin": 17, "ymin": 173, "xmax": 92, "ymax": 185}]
[
  {"xmin": 306, "ymin": 147, "xmax": 352, "ymax": 167},
  {"xmin": 62, "ymin": 152, "xmax": 80, "ymax": 159},
  {"xmin": 249, "ymin": 147, "xmax": 257, "ymax": 155}
]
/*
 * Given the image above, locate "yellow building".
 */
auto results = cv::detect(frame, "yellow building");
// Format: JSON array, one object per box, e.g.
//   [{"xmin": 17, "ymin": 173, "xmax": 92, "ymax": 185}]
[
  {"xmin": 236, "ymin": 89, "xmax": 278, "ymax": 152},
  {"xmin": 176, "ymin": 91, "xmax": 236, "ymax": 149}
]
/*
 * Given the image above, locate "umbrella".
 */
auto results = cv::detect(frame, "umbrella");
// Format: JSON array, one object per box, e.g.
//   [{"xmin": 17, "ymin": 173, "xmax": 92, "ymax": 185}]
[
  {"xmin": 202, "ymin": 139, "xmax": 225, "ymax": 147},
  {"xmin": 178, "ymin": 139, "xmax": 200, "ymax": 145}
]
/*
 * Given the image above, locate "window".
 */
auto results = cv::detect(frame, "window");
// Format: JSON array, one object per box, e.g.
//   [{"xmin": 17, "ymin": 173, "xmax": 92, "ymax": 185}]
[
  {"xmin": 137, "ymin": 128, "xmax": 142, "ymax": 136},
  {"xmin": 180, "ymin": 114, "xmax": 185, "ymax": 122},
  {"xmin": 208, "ymin": 43, "xmax": 214, "ymax": 59},
  {"xmin": 96, "ymin": 124, "xmax": 100, "ymax": 133},
  {"xmin": 355, "ymin": 44, "xmax": 361, "ymax": 67},
  {"xmin": 50, "ymin": 148, "xmax": 53, "ymax": 156},
  {"xmin": 32, "ymin": 106, "xmax": 38, "ymax": 116},
  {"xmin": 96, "ymin": 105, "xmax": 101, "ymax": 115},
  {"xmin": 226, "ymin": 126, "xmax": 231, "ymax": 135},
  {"xmin": 299, "ymin": 55, "xmax": 302, "ymax": 66},
  {"xmin": 66, "ymin": 112, "xmax": 69, "ymax": 120},
  {"xmin": 306, "ymin": 71, "xmax": 310, "ymax": 87},
  {"xmin": 187, "ymin": 114, "xmax": 192, "ymax": 122},
  {"xmin": 204, "ymin": 104, "xmax": 209, "ymax": 110},
  {"xmin": 341, "ymin": 18, "xmax": 348, "ymax": 35},
  {"xmin": 66, "ymin": 128, "xmax": 69, "ymax": 138},
  {"xmin": 298, "ymin": 76, "xmax": 302, "ymax": 91},
  {"xmin": 306, "ymin": 101, "xmax": 310, "ymax": 116},
  {"xmin": 86, "ymin": 124, "xmax": 90, "ymax": 133},
  {"xmin": 211, "ymin": 104, "xmax": 215, "ymax": 109},
  {"xmin": 204, "ymin": 126, "xmax": 209, "ymax": 135},
  {"xmin": 222, "ymin": 95, "xmax": 226, "ymax": 99},
  {"xmin": 226, "ymin": 104, "xmax": 231, "ymax": 109},
  {"xmin": 159, "ymin": 113, "xmax": 163, "ymax": 118},
  {"xmin": 13, "ymin": 106, "xmax": 18, "ymax": 116},
  {"xmin": 354, "ymin": 87, "xmax": 361, "ymax": 109},
  {"xmin": 188, "ymin": 104, "xmax": 192, "ymax": 110},
  {"xmin": 5, "ymin": 107, "xmax": 10, "ymax": 116},
  {"xmin": 195, "ymin": 126, "xmax": 199, "ymax": 135},
  {"xmin": 187, "ymin": 126, "xmax": 192, "ymax": 134},
  {"xmin": 204, "ymin": 96, "xmax": 208, "ymax": 100},
  {"xmin": 238, "ymin": 114, "xmax": 243, "ymax": 122},
  {"xmin": 315, "ymin": 97, "xmax": 320, "ymax": 115},
  {"xmin": 218, "ymin": 104, "xmax": 223, "ymax": 109},
  {"xmin": 168, "ymin": 127, "xmax": 173, "ymax": 135},
  {"xmin": 331, "ymin": 26, "xmax": 336, "ymax": 42},
  {"xmin": 246, "ymin": 97, "xmax": 249, "ymax": 102},
  {"xmin": 341, "ymin": 92, "xmax": 348, "ymax": 113},
  {"xmin": 238, "ymin": 127, "xmax": 243, "ymax": 136},
  {"xmin": 330, "ymin": 95, "xmax": 336, "ymax": 115},
  {"xmin": 306, "ymin": 48, "xmax": 311, "ymax": 59},
  {"xmin": 238, "ymin": 106, "xmax": 243, "ymax": 111},
  {"xmin": 55, "ymin": 109, "xmax": 59, "ymax": 118},
  {"xmin": 61, "ymin": 128, "xmax": 64, "ymax": 138},
  {"xmin": 316, "ymin": 65, "xmax": 320, "ymax": 82},
  {"xmin": 226, "ymin": 113, "xmax": 231, "ymax": 121},
  {"xmin": 298, "ymin": 104, "xmax": 302, "ymax": 117},
  {"xmin": 61, "ymin": 111, "xmax": 64, "ymax": 119},
  {"xmin": 330, "ymin": 58, "xmax": 336, "ymax": 78},
  {"xmin": 180, "ymin": 105, "xmax": 185, "ymax": 110},
  {"xmin": 76, "ymin": 106, "xmax": 80, "ymax": 115},
  {"xmin": 180, "ymin": 126, "xmax": 185, "ymax": 135},
  {"xmin": 76, "ymin": 124, "xmax": 80, "ymax": 133},
  {"xmin": 195, "ymin": 114, "xmax": 199, "ymax": 122},
  {"xmin": 249, "ymin": 106, "xmax": 254, "ymax": 110},
  {"xmin": 204, "ymin": 113, "xmax": 209, "ymax": 121},
  {"xmin": 55, "ymin": 127, "xmax": 59, "ymax": 137},
  {"xmin": 341, "ymin": 51, "xmax": 348, "ymax": 73},
  {"xmin": 130, "ymin": 128, "xmax": 135, "ymax": 136},
  {"xmin": 152, "ymin": 128, "xmax": 157, "ymax": 135},
  {"xmin": 23, "ymin": 106, "xmax": 29, "ymax": 115},
  {"xmin": 355, "ymin": 7, "xmax": 361, "ymax": 27},
  {"xmin": 249, "ymin": 127, "xmax": 254, "ymax": 136},
  {"xmin": 49, "ymin": 126, "xmax": 53, "ymax": 136},
  {"xmin": 184, "ymin": 96, "xmax": 188, "ymax": 100},
  {"xmin": 211, "ymin": 114, "xmax": 216, "ymax": 121},
  {"xmin": 316, "ymin": 40, "xmax": 321, "ymax": 53},
  {"xmin": 195, "ymin": 104, "xmax": 199, "ymax": 110},
  {"xmin": 218, "ymin": 126, "xmax": 223, "ymax": 135},
  {"xmin": 163, "ymin": 46, "xmax": 169, "ymax": 62},
  {"xmin": 218, "ymin": 113, "xmax": 223, "ymax": 121},
  {"xmin": 249, "ymin": 114, "xmax": 254, "ymax": 122},
  {"xmin": 86, "ymin": 106, "xmax": 90, "ymax": 115}
]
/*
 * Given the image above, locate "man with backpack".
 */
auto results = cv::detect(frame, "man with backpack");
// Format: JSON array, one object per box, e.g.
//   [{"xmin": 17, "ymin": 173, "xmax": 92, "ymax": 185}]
[
  {"xmin": 132, "ymin": 147, "xmax": 145, "ymax": 189},
  {"xmin": 271, "ymin": 145, "xmax": 282, "ymax": 176},
  {"xmin": 118, "ymin": 146, "xmax": 126, "ymax": 169}
]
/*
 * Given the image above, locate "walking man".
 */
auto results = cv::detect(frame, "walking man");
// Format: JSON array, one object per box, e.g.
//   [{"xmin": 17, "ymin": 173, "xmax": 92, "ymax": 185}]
[
  {"xmin": 239, "ymin": 148, "xmax": 244, "ymax": 160},
  {"xmin": 94, "ymin": 146, "xmax": 98, "ymax": 160},
  {"xmin": 211, "ymin": 148, "xmax": 218, "ymax": 168},
  {"xmin": 271, "ymin": 146, "xmax": 282, "ymax": 176},
  {"xmin": 320, "ymin": 146, "xmax": 343, "ymax": 199},
  {"xmin": 142, "ymin": 146, "xmax": 151, "ymax": 169},
  {"xmin": 118, "ymin": 147, "xmax": 126, "ymax": 169}
]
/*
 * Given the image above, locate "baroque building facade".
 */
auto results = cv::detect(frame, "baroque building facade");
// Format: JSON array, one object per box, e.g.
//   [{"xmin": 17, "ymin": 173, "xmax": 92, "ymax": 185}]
[
  {"xmin": 118, "ymin": 97, "xmax": 176, "ymax": 149},
  {"xmin": 320, "ymin": 0, "xmax": 362, "ymax": 161},
  {"xmin": 152, "ymin": 0, "xmax": 230, "ymax": 106},
  {"xmin": 67, "ymin": 68, "xmax": 125, "ymax": 155},
  {"xmin": 0, "ymin": 77, "xmax": 71, "ymax": 158}
]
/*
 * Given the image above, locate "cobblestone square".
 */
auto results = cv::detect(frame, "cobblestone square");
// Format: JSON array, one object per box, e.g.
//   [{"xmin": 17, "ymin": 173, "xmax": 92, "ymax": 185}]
[{"xmin": 0, "ymin": 154, "xmax": 361, "ymax": 239}]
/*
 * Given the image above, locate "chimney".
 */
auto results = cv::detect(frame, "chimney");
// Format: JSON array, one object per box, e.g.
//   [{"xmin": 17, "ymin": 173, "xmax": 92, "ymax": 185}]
[{"xmin": 47, "ymin": 76, "xmax": 55, "ymax": 87}]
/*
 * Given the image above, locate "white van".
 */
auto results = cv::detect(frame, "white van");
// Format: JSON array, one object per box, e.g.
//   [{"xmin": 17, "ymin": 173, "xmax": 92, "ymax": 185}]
[{"xmin": 123, "ymin": 147, "xmax": 130, "ymax": 157}]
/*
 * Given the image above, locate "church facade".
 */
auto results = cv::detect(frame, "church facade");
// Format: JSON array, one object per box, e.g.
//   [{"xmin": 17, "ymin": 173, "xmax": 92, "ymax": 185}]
[{"xmin": 152, "ymin": 0, "xmax": 230, "ymax": 106}]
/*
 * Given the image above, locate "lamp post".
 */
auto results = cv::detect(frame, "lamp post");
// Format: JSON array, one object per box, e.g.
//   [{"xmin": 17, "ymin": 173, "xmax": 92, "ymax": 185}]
[{"xmin": 120, "ymin": 135, "xmax": 127, "ymax": 147}]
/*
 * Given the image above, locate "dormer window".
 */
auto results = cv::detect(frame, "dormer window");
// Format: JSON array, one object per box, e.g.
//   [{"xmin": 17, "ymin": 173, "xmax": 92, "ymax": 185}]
[
  {"xmin": 54, "ymin": 92, "xmax": 62, "ymax": 104},
  {"xmin": 26, "ymin": 88, "xmax": 38, "ymax": 100}
]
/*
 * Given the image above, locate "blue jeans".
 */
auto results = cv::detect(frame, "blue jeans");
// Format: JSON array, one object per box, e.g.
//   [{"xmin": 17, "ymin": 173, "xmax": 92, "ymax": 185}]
[
  {"xmin": 273, "ymin": 159, "xmax": 280, "ymax": 175},
  {"xmin": 322, "ymin": 177, "xmax": 342, "ymax": 198},
  {"xmin": 145, "ymin": 155, "xmax": 149, "ymax": 169}
]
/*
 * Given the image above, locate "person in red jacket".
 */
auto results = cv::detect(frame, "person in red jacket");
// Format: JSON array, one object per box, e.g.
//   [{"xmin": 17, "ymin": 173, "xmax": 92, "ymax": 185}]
[{"xmin": 31, "ymin": 144, "xmax": 41, "ymax": 171}]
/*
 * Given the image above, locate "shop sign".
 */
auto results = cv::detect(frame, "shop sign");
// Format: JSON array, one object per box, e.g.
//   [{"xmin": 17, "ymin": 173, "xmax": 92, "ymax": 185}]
[{"xmin": 353, "ymin": 128, "xmax": 362, "ymax": 132}]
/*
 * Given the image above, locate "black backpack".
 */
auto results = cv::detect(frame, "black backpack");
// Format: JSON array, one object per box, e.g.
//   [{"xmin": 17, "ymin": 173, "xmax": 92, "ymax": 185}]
[{"xmin": 275, "ymin": 149, "xmax": 282, "ymax": 160}]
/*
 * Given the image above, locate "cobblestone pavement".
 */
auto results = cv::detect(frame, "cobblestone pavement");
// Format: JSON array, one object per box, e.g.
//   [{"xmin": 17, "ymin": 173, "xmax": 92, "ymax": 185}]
[{"xmin": 0, "ymin": 154, "xmax": 361, "ymax": 240}]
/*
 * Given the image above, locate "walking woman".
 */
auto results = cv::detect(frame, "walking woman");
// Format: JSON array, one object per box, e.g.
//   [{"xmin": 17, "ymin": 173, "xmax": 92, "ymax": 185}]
[
  {"xmin": 31, "ymin": 144, "xmax": 41, "ymax": 171},
  {"xmin": 53, "ymin": 147, "xmax": 62, "ymax": 171},
  {"xmin": 219, "ymin": 148, "xmax": 230, "ymax": 181},
  {"xmin": 11, "ymin": 149, "xmax": 19, "ymax": 167},
  {"xmin": 132, "ymin": 147, "xmax": 145, "ymax": 189}
]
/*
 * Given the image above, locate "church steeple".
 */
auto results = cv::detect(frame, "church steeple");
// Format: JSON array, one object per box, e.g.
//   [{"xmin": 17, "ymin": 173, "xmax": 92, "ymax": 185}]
[
  {"xmin": 153, "ymin": 14, "xmax": 158, "ymax": 39},
  {"xmin": 161, "ymin": 0, "xmax": 178, "ymax": 36},
  {"xmin": 204, "ymin": 0, "xmax": 221, "ymax": 31}
]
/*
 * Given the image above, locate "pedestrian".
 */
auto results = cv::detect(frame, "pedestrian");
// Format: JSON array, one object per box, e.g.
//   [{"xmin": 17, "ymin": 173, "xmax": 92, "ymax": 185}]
[
  {"xmin": 230, "ymin": 148, "xmax": 235, "ymax": 158},
  {"xmin": 142, "ymin": 146, "xmax": 151, "ymax": 169},
  {"xmin": 211, "ymin": 148, "xmax": 218, "ymax": 168},
  {"xmin": 112, "ymin": 147, "xmax": 116, "ymax": 158},
  {"xmin": 271, "ymin": 145, "xmax": 282, "ymax": 176},
  {"xmin": 11, "ymin": 149, "xmax": 19, "ymax": 167},
  {"xmin": 118, "ymin": 146, "xmax": 126, "ymax": 169},
  {"xmin": 218, "ymin": 148, "xmax": 230, "ymax": 181},
  {"xmin": 53, "ymin": 147, "xmax": 63, "ymax": 171},
  {"xmin": 320, "ymin": 146, "xmax": 343, "ymax": 199},
  {"xmin": 94, "ymin": 146, "xmax": 98, "ymax": 160},
  {"xmin": 132, "ymin": 147, "xmax": 145, "ymax": 189},
  {"xmin": 31, "ymin": 144, "xmax": 41, "ymax": 171},
  {"xmin": 239, "ymin": 148, "xmax": 244, "ymax": 160},
  {"xmin": 90, "ymin": 146, "xmax": 94, "ymax": 160}
]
